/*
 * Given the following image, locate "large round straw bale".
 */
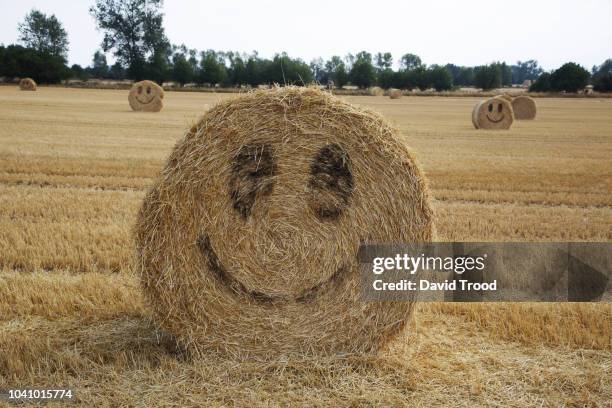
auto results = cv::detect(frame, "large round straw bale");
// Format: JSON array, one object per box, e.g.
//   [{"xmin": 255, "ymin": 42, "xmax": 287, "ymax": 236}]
[
  {"xmin": 369, "ymin": 86, "xmax": 384, "ymax": 96},
  {"xmin": 19, "ymin": 78, "xmax": 37, "ymax": 91},
  {"xmin": 499, "ymin": 93, "xmax": 513, "ymax": 102},
  {"xmin": 135, "ymin": 87, "xmax": 435, "ymax": 359},
  {"xmin": 472, "ymin": 97, "xmax": 514, "ymax": 129},
  {"xmin": 388, "ymin": 89, "xmax": 402, "ymax": 99},
  {"xmin": 511, "ymin": 95, "xmax": 537, "ymax": 120},
  {"xmin": 128, "ymin": 80, "xmax": 164, "ymax": 112}
]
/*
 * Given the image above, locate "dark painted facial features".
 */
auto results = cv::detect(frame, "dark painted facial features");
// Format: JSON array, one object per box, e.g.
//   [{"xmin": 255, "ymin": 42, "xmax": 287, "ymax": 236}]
[
  {"xmin": 199, "ymin": 143, "xmax": 356, "ymax": 304},
  {"xmin": 136, "ymin": 84, "xmax": 156, "ymax": 104},
  {"xmin": 486, "ymin": 101, "xmax": 506, "ymax": 123}
]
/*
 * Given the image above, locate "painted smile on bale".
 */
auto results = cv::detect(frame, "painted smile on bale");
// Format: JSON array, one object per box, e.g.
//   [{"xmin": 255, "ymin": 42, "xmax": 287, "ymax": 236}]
[
  {"xmin": 486, "ymin": 101, "xmax": 505, "ymax": 123},
  {"xmin": 136, "ymin": 85, "xmax": 156, "ymax": 104},
  {"xmin": 197, "ymin": 143, "xmax": 355, "ymax": 304}
]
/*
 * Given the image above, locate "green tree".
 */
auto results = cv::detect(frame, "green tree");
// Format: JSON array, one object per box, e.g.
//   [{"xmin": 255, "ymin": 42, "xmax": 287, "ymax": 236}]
[
  {"xmin": 0, "ymin": 44, "xmax": 70, "ymax": 83},
  {"xmin": 108, "ymin": 62, "xmax": 126, "ymax": 79},
  {"xmin": 445, "ymin": 64, "xmax": 474, "ymax": 86},
  {"xmin": 550, "ymin": 62, "xmax": 590, "ymax": 92},
  {"xmin": 414, "ymin": 66, "xmax": 430, "ymax": 90},
  {"xmin": 310, "ymin": 57, "xmax": 328, "ymax": 84},
  {"xmin": 400, "ymin": 53, "xmax": 422, "ymax": 71},
  {"xmin": 592, "ymin": 59, "xmax": 612, "ymax": 92},
  {"xmin": 245, "ymin": 54, "xmax": 261, "ymax": 87},
  {"xmin": 90, "ymin": 0, "xmax": 169, "ymax": 80},
  {"xmin": 349, "ymin": 51, "xmax": 375, "ymax": 88},
  {"xmin": 497, "ymin": 62, "xmax": 512, "ymax": 86},
  {"xmin": 428, "ymin": 65, "xmax": 453, "ymax": 91},
  {"xmin": 171, "ymin": 45, "xmax": 194, "ymax": 86},
  {"xmin": 529, "ymin": 72, "xmax": 552, "ymax": 92},
  {"xmin": 199, "ymin": 50, "xmax": 227, "ymax": 86},
  {"xmin": 511, "ymin": 60, "xmax": 543, "ymax": 84},
  {"xmin": 263, "ymin": 53, "xmax": 312, "ymax": 85},
  {"xmin": 18, "ymin": 9, "xmax": 69, "ymax": 58},
  {"xmin": 474, "ymin": 64, "xmax": 502, "ymax": 90},
  {"xmin": 70, "ymin": 64, "xmax": 89, "ymax": 80},
  {"xmin": 375, "ymin": 52, "xmax": 393, "ymax": 71},
  {"xmin": 90, "ymin": 50, "xmax": 109, "ymax": 78},
  {"xmin": 378, "ymin": 69, "xmax": 395, "ymax": 89},
  {"xmin": 225, "ymin": 52, "xmax": 248, "ymax": 86},
  {"xmin": 325, "ymin": 56, "xmax": 348, "ymax": 88}
]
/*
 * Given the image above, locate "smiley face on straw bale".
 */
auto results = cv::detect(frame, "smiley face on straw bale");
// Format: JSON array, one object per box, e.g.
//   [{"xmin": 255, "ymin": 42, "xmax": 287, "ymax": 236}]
[
  {"xmin": 128, "ymin": 80, "xmax": 164, "ymax": 112},
  {"xmin": 19, "ymin": 77, "xmax": 37, "ymax": 91},
  {"xmin": 472, "ymin": 97, "xmax": 514, "ymax": 129},
  {"xmin": 135, "ymin": 87, "xmax": 435, "ymax": 359}
]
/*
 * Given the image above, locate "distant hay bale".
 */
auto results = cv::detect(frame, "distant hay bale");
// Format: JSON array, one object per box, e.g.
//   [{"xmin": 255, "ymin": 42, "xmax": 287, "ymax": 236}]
[
  {"xmin": 19, "ymin": 78, "xmax": 37, "ymax": 91},
  {"xmin": 135, "ymin": 86, "xmax": 435, "ymax": 359},
  {"xmin": 388, "ymin": 89, "xmax": 402, "ymax": 99},
  {"xmin": 369, "ymin": 86, "xmax": 384, "ymax": 96},
  {"xmin": 472, "ymin": 97, "xmax": 514, "ymax": 130},
  {"xmin": 511, "ymin": 95, "xmax": 537, "ymax": 120},
  {"xmin": 128, "ymin": 80, "xmax": 164, "ymax": 112}
]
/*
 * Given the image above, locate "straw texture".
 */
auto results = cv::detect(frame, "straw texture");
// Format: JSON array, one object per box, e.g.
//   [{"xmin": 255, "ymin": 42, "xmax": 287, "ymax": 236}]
[{"xmin": 135, "ymin": 86, "xmax": 435, "ymax": 360}]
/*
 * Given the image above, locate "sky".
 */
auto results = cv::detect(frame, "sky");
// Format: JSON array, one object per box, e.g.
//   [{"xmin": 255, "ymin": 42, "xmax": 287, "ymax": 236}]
[{"xmin": 1, "ymin": 0, "xmax": 611, "ymax": 71}]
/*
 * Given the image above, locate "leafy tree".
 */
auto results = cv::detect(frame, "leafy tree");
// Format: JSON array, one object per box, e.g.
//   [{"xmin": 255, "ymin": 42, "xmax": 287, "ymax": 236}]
[
  {"xmin": 70, "ymin": 64, "xmax": 89, "ymax": 80},
  {"xmin": 146, "ymin": 43, "xmax": 171, "ymax": 84},
  {"xmin": 310, "ymin": 57, "xmax": 328, "ymax": 84},
  {"xmin": 199, "ymin": 50, "xmax": 227, "ymax": 86},
  {"xmin": 413, "ymin": 66, "xmax": 430, "ymax": 91},
  {"xmin": 497, "ymin": 62, "xmax": 512, "ymax": 86},
  {"xmin": 428, "ymin": 65, "xmax": 453, "ymax": 91},
  {"xmin": 90, "ymin": 50, "xmax": 109, "ymax": 78},
  {"xmin": 378, "ymin": 69, "xmax": 395, "ymax": 89},
  {"xmin": 445, "ymin": 64, "xmax": 474, "ymax": 86},
  {"xmin": 90, "ymin": 0, "xmax": 169, "ymax": 80},
  {"xmin": 245, "ymin": 55, "xmax": 261, "ymax": 87},
  {"xmin": 108, "ymin": 62, "xmax": 126, "ymax": 79},
  {"xmin": 474, "ymin": 64, "xmax": 502, "ymax": 90},
  {"xmin": 263, "ymin": 53, "xmax": 312, "ymax": 85},
  {"xmin": 592, "ymin": 59, "xmax": 612, "ymax": 92},
  {"xmin": 171, "ymin": 45, "xmax": 194, "ymax": 85},
  {"xmin": 529, "ymin": 72, "xmax": 552, "ymax": 92},
  {"xmin": 18, "ymin": 9, "xmax": 69, "ymax": 58},
  {"xmin": 400, "ymin": 53, "xmax": 422, "ymax": 71},
  {"xmin": 349, "ymin": 51, "xmax": 376, "ymax": 88},
  {"xmin": 375, "ymin": 52, "xmax": 393, "ymax": 71},
  {"xmin": 511, "ymin": 60, "xmax": 543, "ymax": 84},
  {"xmin": 227, "ymin": 52, "xmax": 248, "ymax": 86},
  {"xmin": 0, "ymin": 44, "xmax": 70, "ymax": 83},
  {"xmin": 550, "ymin": 62, "xmax": 590, "ymax": 92},
  {"xmin": 325, "ymin": 56, "xmax": 348, "ymax": 88}
]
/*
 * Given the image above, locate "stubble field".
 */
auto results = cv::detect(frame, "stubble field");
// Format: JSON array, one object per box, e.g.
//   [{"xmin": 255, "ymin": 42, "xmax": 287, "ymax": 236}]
[{"xmin": 0, "ymin": 87, "xmax": 610, "ymax": 406}]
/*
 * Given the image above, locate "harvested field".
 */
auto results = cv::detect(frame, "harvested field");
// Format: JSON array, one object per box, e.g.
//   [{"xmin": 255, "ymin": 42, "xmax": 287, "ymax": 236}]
[{"xmin": 0, "ymin": 87, "xmax": 610, "ymax": 406}]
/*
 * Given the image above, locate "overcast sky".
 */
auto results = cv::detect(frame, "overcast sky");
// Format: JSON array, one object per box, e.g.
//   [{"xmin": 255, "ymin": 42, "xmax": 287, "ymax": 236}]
[{"xmin": 1, "ymin": 0, "xmax": 611, "ymax": 70}]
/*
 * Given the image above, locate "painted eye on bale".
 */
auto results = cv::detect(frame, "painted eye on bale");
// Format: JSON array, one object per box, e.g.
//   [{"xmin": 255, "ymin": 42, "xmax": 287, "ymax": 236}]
[
  {"xmin": 229, "ymin": 144, "xmax": 277, "ymax": 219},
  {"xmin": 309, "ymin": 143, "xmax": 354, "ymax": 221},
  {"xmin": 147, "ymin": 86, "xmax": 151, "ymax": 94},
  {"xmin": 488, "ymin": 103, "xmax": 493, "ymax": 112},
  {"xmin": 498, "ymin": 103, "xmax": 503, "ymax": 113}
]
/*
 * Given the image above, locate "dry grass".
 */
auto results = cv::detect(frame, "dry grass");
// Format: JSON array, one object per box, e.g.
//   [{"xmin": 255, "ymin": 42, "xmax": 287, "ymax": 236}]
[{"xmin": 0, "ymin": 87, "xmax": 611, "ymax": 406}]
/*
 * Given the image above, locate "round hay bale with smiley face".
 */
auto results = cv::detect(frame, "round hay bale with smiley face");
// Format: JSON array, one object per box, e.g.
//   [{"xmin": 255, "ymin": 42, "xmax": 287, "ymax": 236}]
[
  {"xmin": 511, "ymin": 95, "xmax": 537, "ymax": 120},
  {"xmin": 135, "ymin": 86, "xmax": 435, "ymax": 359},
  {"xmin": 19, "ymin": 78, "xmax": 37, "ymax": 91},
  {"xmin": 128, "ymin": 80, "xmax": 164, "ymax": 112},
  {"xmin": 388, "ymin": 89, "xmax": 402, "ymax": 99},
  {"xmin": 472, "ymin": 97, "xmax": 514, "ymax": 129}
]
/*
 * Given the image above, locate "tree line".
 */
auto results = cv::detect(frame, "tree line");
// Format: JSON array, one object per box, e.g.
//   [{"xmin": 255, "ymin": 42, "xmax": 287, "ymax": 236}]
[{"xmin": 1, "ymin": 1, "xmax": 611, "ymax": 93}]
